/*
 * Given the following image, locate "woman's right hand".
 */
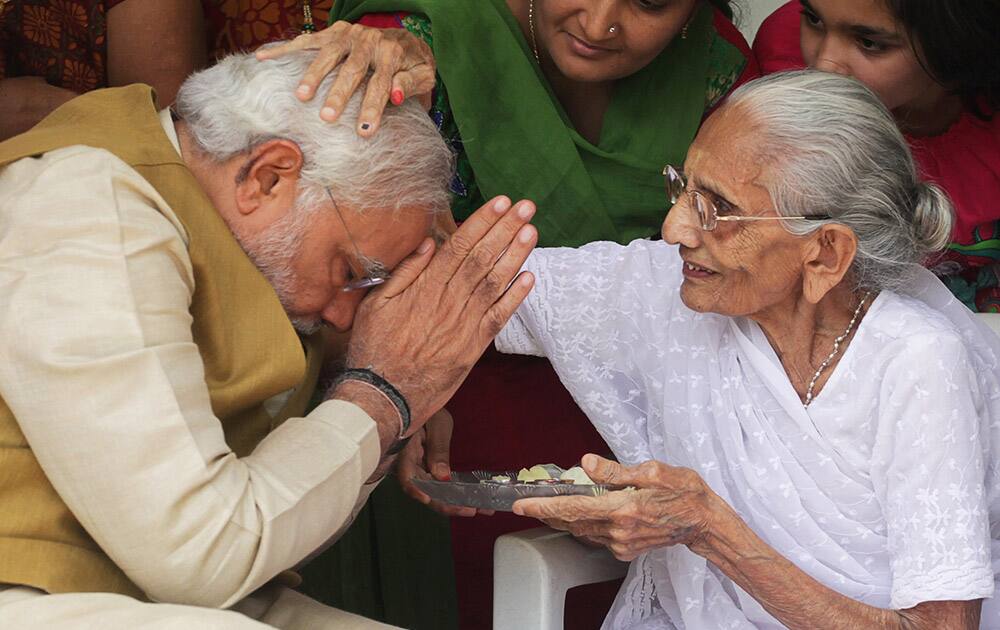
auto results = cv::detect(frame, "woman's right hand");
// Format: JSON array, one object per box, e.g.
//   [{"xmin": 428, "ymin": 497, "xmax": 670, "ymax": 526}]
[
  {"xmin": 256, "ymin": 20, "xmax": 435, "ymax": 137},
  {"xmin": 398, "ymin": 409, "xmax": 494, "ymax": 517}
]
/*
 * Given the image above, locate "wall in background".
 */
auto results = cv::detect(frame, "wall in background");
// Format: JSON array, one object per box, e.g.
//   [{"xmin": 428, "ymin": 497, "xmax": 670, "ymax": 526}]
[{"xmin": 736, "ymin": 0, "xmax": 788, "ymax": 44}]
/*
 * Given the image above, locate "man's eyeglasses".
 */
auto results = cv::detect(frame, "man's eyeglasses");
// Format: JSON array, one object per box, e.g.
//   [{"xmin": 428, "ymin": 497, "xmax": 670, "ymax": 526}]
[
  {"xmin": 663, "ymin": 165, "xmax": 830, "ymax": 231},
  {"xmin": 326, "ymin": 188, "xmax": 391, "ymax": 292}
]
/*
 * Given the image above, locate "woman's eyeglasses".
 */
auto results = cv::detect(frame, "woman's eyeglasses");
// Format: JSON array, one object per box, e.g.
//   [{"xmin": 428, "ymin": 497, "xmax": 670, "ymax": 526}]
[
  {"xmin": 326, "ymin": 188, "xmax": 391, "ymax": 291},
  {"xmin": 663, "ymin": 165, "xmax": 830, "ymax": 231}
]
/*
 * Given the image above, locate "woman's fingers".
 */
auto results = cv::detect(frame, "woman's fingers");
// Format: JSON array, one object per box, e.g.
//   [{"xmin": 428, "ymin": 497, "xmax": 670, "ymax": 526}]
[
  {"xmin": 513, "ymin": 495, "xmax": 609, "ymax": 520},
  {"xmin": 582, "ymin": 454, "xmax": 671, "ymax": 489},
  {"xmin": 255, "ymin": 30, "xmax": 323, "ymax": 60},
  {"xmin": 258, "ymin": 22, "xmax": 353, "ymax": 102},
  {"xmin": 295, "ymin": 41, "xmax": 350, "ymax": 105},
  {"xmin": 581, "ymin": 454, "xmax": 628, "ymax": 486},
  {"xmin": 355, "ymin": 40, "xmax": 404, "ymax": 136},
  {"xmin": 262, "ymin": 22, "xmax": 435, "ymax": 131},
  {"xmin": 389, "ymin": 65, "xmax": 437, "ymax": 108},
  {"xmin": 320, "ymin": 40, "xmax": 376, "ymax": 122}
]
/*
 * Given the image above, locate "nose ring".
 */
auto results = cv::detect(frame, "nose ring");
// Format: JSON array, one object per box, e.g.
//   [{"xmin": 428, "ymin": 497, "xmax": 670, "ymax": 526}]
[{"xmin": 609, "ymin": 24, "xmax": 618, "ymax": 34}]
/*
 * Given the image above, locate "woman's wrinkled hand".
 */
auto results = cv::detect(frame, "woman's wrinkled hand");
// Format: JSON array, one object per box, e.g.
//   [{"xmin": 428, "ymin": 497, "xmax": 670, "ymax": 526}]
[
  {"xmin": 256, "ymin": 20, "xmax": 435, "ymax": 137},
  {"xmin": 512, "ymin": 454, "xmax": 719, "ymax": 562},
  {"xmin": 397, "ymin": 409, "xmax": 494, "ymax": 517}
]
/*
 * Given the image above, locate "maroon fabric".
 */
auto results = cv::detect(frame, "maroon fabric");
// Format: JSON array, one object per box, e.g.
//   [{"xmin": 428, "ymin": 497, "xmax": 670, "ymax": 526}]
[
  {"xmin": 447, "ymin": 348, "xmax": 614, "ymax": 629},
  {"xmin": 1, "ymin": 0, "xmax": 120, "ymax": 90},
  {"xmin": 750, "ymin": 1, "xmax": 804, "ymax": 76},
  {"xmin": 200, "ymin": 0, "xmax": 334, "ymax": 59},
  {"xmin": 565, "ymin": 580, "xmax": 626, "ymax": 630}
]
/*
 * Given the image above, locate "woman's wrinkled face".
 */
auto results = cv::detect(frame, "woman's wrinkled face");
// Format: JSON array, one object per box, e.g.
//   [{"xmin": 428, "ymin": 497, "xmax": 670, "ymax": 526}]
[
  {"xmin": 535, "ymin": 0, "xmax": 697, "ymax": 83},
  {"xmin": 660, "ymin": 107, "xmax": 810, "ymax": 317},
  {"xmin": 798, "ymin": 0, "xmax": 945, "ymax": 113}
]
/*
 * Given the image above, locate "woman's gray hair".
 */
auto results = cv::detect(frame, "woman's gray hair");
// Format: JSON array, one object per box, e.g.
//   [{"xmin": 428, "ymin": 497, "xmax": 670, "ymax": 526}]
[
  {"xmin": 174, "ymin": 46, "xmax": 454, "ymax": 216},
  {"xmin": 725, "ymin": 70, "xmax": 953, "ymax": 292}
]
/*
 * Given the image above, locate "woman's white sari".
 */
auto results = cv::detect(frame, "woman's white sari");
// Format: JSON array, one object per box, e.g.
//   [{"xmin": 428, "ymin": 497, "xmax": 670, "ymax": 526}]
[{"xmin": 497, "ymin": 239, "xmax": 1000, "ymax": 629}]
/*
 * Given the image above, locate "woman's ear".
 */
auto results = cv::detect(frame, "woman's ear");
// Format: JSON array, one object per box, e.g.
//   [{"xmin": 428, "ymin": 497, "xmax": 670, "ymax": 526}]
[
  {"xmin": 233, "ymin": 139, "xmax": 305, "ymax": 218},
  {"xmin": 802, "ymin": 224, "xmax": 858, "ymax": 304}
]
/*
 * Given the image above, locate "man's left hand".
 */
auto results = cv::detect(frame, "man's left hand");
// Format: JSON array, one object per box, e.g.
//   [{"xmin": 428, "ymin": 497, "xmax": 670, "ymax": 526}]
[{"xmin": 397, "ymin": 409, "xmax": 494, "ymax": 517}]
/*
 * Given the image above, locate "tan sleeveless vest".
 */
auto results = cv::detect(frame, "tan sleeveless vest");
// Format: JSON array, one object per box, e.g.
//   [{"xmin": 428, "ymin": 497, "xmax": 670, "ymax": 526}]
[{"xmin": 0, "ymin": 86, "xmax": 323, "ymax": 598}]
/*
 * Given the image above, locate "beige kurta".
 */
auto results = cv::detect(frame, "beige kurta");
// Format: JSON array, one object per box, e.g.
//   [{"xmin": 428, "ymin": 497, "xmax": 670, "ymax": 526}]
[{"xmin": 0, "ymin": 99, "xmax": 389, "ymax": 626}]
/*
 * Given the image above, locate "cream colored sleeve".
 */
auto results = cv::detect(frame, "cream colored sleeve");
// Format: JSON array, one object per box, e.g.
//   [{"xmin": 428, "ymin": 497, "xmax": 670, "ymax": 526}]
[{"xmin": 0, "ymin": 147, "xmax": 381, "ymax": 608}]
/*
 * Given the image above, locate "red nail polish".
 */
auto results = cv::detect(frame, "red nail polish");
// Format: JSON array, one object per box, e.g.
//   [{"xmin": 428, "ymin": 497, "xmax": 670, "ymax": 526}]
[{"xmin": 391, "ymin": 89, "xmax": 404, "ymax": 106}]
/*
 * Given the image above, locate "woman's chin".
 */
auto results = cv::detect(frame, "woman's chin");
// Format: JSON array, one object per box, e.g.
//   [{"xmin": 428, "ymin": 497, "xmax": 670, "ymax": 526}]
[
  {"xmin": 549, "ymin": 51, "xmax": 625, "ymax": 84},
  {"xmin": 678, "ymin": 283, "xmax": 712, "ymax": 313}
]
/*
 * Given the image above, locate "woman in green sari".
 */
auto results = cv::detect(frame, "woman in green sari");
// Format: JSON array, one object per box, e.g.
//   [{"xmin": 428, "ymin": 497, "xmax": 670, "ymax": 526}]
[{"xmin": 262, "ymin": 2, "xmax": 757, "ymax": 627}]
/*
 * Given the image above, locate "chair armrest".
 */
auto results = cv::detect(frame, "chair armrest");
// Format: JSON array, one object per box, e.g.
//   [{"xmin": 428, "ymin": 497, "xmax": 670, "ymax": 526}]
[{"xmin": 493, "ymin": 527, "xmax": 628, "ymax": 630}]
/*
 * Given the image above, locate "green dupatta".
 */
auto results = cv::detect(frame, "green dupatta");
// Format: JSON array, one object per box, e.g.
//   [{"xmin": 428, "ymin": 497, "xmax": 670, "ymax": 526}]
[{"xmin": 332, "ymin": 0, "xmax": 739, "ymax": 247}]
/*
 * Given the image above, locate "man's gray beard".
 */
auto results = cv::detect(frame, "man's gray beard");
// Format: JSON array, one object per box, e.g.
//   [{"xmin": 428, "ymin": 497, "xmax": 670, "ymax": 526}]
[{"xmin": 230, "ymin": 203, "xmax": 323, "ymax": 336}]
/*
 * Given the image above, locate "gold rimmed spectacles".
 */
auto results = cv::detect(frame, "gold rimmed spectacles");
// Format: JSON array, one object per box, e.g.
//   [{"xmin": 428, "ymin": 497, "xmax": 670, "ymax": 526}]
[
  {"xmin": 663, "ymin": 165, "xmax": 830, "ymax": 231},
  {"xmin": 326, "ymin": 188, "xmax": 391, "ymax": 292}
]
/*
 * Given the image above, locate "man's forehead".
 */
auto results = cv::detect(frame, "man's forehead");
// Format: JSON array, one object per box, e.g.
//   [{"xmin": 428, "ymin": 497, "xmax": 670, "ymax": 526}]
[{"xmin": 351, "ymin": 206, "xmax": 432, "ymax": 263}]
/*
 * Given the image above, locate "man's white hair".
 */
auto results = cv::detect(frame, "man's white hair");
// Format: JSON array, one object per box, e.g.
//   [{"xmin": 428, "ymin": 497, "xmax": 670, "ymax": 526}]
[{"xmin": 174, "ymin": 46, "xmax": 454, "ymax": 215}]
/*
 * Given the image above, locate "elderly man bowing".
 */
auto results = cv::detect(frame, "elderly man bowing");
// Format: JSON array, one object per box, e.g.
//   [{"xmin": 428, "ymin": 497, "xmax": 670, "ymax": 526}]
[{"xmin": 0, "ymin": 49, "xmax": 536, "ymax": 628}]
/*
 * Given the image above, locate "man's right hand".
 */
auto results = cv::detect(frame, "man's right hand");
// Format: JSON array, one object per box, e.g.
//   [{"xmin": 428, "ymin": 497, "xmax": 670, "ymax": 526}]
[{"xmin": 342, "ymin": 196, "xmax": 537, "ymax": 440}]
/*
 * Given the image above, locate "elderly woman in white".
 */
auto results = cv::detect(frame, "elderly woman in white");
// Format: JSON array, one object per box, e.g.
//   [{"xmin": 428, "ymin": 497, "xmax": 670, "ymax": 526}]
[{"xmin": 503, "ymin": 71, "xmax": 1000, "ymax": 629}]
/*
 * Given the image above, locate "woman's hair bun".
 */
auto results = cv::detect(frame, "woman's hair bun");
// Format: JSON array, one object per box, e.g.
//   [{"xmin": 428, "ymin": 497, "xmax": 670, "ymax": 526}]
[{"xmin": 911, "ymin": 182, "xmax": 955, "ymax": 253}]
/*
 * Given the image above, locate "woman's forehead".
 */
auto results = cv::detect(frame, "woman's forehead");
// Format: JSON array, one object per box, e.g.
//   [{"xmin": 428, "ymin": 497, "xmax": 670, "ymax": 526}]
[
  {"xmin": 687, "ymin": 111, "xmax": 771, "ymax": 197},
  {"xmin": 804, "ymin": 0, "xmax": 901, "ymax": 34}
]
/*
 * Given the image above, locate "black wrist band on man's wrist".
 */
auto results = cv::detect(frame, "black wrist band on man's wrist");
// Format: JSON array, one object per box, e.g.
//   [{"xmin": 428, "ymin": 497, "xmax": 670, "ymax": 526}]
[
  {"xmin": 385, "ymin": 434, "xmax": 412, "ymax": 456},
  {"xmin": 333, "ymin": 368, "xmax": 412, "ymax": 438}
]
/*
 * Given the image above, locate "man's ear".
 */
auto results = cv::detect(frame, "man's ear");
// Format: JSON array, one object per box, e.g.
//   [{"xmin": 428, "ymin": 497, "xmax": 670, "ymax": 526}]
[
  {"xmin": 233, "ymin": 139, "xmax": 304, "ymax": 219},
  {"xmin": 802, "ymin": 224, "xmax": 858, "ymax": 304}
]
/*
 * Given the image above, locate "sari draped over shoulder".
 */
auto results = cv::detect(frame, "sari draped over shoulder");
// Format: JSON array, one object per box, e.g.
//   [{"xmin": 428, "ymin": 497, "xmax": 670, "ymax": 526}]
[
  {"xmin": 499, "ymin": 240, "xmax": 1000, "ymax": 629},
  {"xmin": 333, "ymin": 0, "xmax": 751, "ymax": 247}
]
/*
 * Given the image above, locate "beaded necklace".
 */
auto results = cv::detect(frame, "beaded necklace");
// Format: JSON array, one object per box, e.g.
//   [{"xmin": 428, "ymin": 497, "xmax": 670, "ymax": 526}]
[
  {"xmin": 803, "ymin": 291, "xmax": 872, "ymax": 407},
  {"xmin": 302, "ymin": 0, "xmax": 316, "ymax": 33}
]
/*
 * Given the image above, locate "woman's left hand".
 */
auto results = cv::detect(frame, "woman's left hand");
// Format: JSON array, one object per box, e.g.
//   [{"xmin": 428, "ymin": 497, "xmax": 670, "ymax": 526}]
[{"xmin": 513, "ymin": 454, "xmax": 719, "ymax": 561}]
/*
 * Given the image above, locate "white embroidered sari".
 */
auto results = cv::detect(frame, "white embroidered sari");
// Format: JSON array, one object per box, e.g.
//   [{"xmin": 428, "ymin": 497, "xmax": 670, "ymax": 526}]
[{"xmin": 496, "ymin": 239, "xmax": 1000, "ymax": 629}]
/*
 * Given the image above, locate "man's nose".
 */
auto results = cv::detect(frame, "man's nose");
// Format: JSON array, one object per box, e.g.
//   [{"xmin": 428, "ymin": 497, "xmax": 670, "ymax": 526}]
[
  {"xmin": 661, "ymin": 201, "xmax": 702, "ymax": 248},
  {"xmin": 813, "ymin": 37, "xmax": 852, "ymax": 76},
  {"xmin": 321, "ymin": 291, "xmax": 365, "ymax": 333}
]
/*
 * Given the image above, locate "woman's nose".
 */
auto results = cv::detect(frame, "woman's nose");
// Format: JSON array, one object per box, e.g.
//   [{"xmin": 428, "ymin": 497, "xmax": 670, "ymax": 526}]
[
  {"xmin": 812, "ymin": 37, "xmax": 852, "ymax": 76},
  {"xmin": 321, "ymin": 291, "xmax": 365, "ymax": 332},
  {"xmin": 661, "ymin": 201, "xmax": 702, "ymax": 248},
  {"xmin": 580, "ymin": 0, "xmax": 621, "ymax": 42}
]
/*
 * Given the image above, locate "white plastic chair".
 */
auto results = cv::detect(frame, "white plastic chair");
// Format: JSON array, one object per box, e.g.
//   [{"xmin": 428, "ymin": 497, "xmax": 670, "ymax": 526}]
[{"xmin": 493, "ymin": 527, "xmax": 627, "ymax": 630}]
